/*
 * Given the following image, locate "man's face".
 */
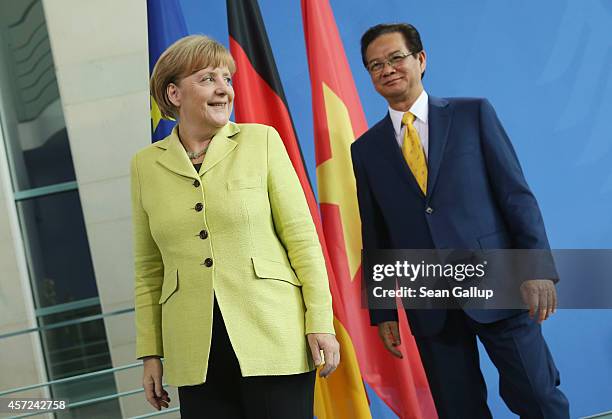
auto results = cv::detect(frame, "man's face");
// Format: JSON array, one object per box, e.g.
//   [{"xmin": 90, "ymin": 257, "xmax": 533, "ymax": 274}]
[{"xmin": 365, "ymin": 32, "xmax": 426, "ymax": 105}]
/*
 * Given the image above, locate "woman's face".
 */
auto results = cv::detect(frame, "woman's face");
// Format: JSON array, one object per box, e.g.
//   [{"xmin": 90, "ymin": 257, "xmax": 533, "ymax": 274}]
[{"xmin": 169, "ymin": 66, "xmax": 234, "ymax": 131}]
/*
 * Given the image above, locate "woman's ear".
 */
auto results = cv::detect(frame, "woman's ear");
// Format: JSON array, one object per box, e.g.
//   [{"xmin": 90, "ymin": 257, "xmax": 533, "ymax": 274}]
[{"xmin": 167, "ymin": 82, "xmax": 181, "ymax": 107}]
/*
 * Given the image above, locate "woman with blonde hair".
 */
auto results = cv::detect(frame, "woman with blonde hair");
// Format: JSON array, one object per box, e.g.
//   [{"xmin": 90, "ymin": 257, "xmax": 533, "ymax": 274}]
[{"xmin": 132, "ymin": 34, "xmax": 339, "ymax": 418}]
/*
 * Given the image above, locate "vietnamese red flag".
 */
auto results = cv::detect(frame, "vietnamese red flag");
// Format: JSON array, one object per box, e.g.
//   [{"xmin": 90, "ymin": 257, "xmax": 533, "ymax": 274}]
[
  {"xmin": 301, "ymin": 0, "xmax": 437, "ymax": 417},
  {"xmin": 227, "ymin": 1, "xmax": 371, "ymax": 417}
]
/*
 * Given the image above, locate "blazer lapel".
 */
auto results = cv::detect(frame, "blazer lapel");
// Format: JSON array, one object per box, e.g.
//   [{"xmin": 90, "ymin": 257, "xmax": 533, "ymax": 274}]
[
  {"xmin": 375, "ymin": 114, "xmax": 425, "ymax": 199},
  {"xmin": 156, "ymin": 127, "xmax": 197, "ymax": 179},
  {"xmin": 199, "ymin": 122, "xmax": 239, "ymax": 175},
  {"xmin": 426, "ymin": 96, "xmax": 452, "ymax": 200},
  {"xmin": 156, "ymin": 123, "xmax": 240, "ymax": 179}
]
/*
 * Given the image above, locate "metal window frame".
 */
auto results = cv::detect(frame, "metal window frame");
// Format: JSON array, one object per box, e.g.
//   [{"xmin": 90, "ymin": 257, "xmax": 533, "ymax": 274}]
[{"xmin": 13, "ymin": 181, "xmax": 78, "ymax": 201}]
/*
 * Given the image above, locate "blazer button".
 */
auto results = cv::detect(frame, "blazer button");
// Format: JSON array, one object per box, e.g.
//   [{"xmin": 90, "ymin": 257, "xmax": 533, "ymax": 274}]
[
  {"xmin": 199, "ymin": 230, "xmax": 208, "ymax": 239},
  {"xmin": 195, "ymin": 203, "xmax": 203, "ymax": 212},
  {"xmin": 204, "ymin": 258, "xmax": 213, "ymax": 267},
  {"xmin": 425, "ymin": 207, "xmax": 434, "ymax": 214},
  {"xmin": 193, "ymin": 179, "xmax": 200, "ymax": 188}
]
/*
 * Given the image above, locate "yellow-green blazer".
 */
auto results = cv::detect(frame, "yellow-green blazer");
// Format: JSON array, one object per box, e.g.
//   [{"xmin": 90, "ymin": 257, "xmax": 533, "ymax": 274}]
[{"xmin": 131, "ymin": 122, "xmax": 335, "ymax": 386}]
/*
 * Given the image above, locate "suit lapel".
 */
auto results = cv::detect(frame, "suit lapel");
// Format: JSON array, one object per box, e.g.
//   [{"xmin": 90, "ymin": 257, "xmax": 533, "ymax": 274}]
[
  {"xmin": 156, "ymin": 122, "xmax": 240, "ymax": 178},
  {"xmin": 375, "ymin": 114, "xmax": 425, "ymax": 199},
  {"xmin": 156, "ymin": 127, "xmax": 197, "ymax": 179},
  {"xmin": 200, "ymin": 122, "xmax": 239, "ymax": 175},
  {"xmin": 426, "ymin": 96, "xmax": 452, "ymax": 200}
]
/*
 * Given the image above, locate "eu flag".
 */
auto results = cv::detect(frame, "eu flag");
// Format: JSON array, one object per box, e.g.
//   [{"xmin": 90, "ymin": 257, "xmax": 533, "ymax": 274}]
[{"xmin": 147, "ymin": 0, "xmax": 188, "ymax": 142}]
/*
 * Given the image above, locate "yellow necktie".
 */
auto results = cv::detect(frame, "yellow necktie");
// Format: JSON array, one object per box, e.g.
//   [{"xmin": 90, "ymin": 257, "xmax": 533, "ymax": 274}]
[{"xmin": 401, "ymin": 112, "xmax": 428, "ymax": 194}]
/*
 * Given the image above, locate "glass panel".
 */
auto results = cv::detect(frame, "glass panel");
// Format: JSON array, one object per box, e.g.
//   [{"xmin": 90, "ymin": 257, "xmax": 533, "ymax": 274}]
[
  {"xmin": 16, "ymin": 191, "xmax": 97, "ymax": 308},
  {"xmin": 23, "ymin": 127, "xmax": 77, "ymax": 188},
  {"xmin": 15, "ymin": 192, "xmax": 122, "ymax": 417},
  {"xmin": 0, "ymin": 0, "xmax": 75, "ymax": 191},
  {"xmin": 40, "ymin": 305, "xmax": 121, "ymax": 418}
]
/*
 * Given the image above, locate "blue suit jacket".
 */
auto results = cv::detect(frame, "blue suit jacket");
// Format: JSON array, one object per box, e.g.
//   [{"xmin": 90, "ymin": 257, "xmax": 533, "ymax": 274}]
[{"xmin": 351, "ymin": 96, "xmax": 553, "ymax": 336}]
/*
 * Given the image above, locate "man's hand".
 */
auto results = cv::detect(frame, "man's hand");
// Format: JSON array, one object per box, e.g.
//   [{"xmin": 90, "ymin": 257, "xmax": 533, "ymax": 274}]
[
  {"xmin": 377, "ymin": 321, "xmax": 403, "ymax": 358},
  {"xmin": 306, "ymin": 333, "xmax": 340, "ymax": 378},
  {"xmin": 142, "ymin": 356, "xmax": 170, "ymax": 410},
  {"xmin": 520, "ymin": 279, "xmax": 557, "ymax": 323}
]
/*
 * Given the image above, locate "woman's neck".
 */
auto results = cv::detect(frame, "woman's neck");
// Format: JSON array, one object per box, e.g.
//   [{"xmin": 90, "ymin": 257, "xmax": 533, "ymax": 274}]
[
  {"xmin": 177, "ymin": 123, "xmax": 216, "ymax": 151},
  {"xmin": 176, "ymin": 123, "xmax": 216, "ymax": 165}
]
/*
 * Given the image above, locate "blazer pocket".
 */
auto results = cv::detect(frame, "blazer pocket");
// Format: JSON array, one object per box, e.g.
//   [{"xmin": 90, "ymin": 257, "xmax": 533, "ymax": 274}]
[
  {"xmin": 252, "ymin": 257, "xmax": 301, "ymax": 287},
  {"xmin": 227, "ymin": 176, "xmax": 263, "ymax": 190},
  {"xmin": 159, "ymin": 268, "xmax": 178, "ymax": 304}
]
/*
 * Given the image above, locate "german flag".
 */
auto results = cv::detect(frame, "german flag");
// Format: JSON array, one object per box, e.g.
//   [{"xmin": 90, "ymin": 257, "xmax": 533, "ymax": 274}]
[
  {"xmin": 301, "ymin": 0, "xmax": 437, "ymax": 417},
  {"xmin": 227, "ymin": 0, "xmax": 311, "ymax": 190},
  {"xmin": 228, "ymin": 1, "xmax": 372, "ymax": 417}
]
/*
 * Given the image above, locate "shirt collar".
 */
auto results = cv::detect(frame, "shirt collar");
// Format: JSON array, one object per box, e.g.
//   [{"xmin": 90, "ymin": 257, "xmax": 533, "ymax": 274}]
[{"xmin": 388, "ymin": 90, "xmax": 429, "ymax": 136}]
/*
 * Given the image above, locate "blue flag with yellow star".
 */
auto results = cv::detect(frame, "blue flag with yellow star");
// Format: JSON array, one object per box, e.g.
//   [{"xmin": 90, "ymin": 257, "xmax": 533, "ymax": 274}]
[{"xmin": 147, "ymin": 0, "xmax": 188, "ymax": 142}]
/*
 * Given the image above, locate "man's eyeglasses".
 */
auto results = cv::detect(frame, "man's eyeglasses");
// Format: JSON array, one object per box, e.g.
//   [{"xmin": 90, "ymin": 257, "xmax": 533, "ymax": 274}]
[{"xmin": 367, "ymin": 51, "xmax": 420, "ymax": 74}]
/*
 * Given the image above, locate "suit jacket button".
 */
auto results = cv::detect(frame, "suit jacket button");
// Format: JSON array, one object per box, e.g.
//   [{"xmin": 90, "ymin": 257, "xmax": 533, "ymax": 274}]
[
  {"xmin": 425, "ymin": 207, "xmax": 434, "ymax": 214},
  {"xmin": 199, "ymin": 230, "xmax": 208, "ymax": 239},
  {"xmin": 193, "ymin": 179, "xmax": 200, "ymax": 187},
  {"xmin": 204, "ymin": 258, "xmax": 213, "ymax": 267},
  {"xmin": 195, "ymin": 203, "xmax": 203, "ymax": 212}
]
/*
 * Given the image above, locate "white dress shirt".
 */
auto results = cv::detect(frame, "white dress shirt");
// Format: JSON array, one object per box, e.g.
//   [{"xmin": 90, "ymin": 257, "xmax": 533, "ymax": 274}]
[{"xmin": 388, "ymin": 90, "xmax": 429, "ymax": 160}]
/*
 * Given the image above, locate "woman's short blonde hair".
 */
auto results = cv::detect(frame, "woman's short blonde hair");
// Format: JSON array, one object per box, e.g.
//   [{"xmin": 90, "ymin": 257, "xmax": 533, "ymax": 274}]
[{"xmin": 150, "ymin": 35, "xmax": 236, "ymax": 119}]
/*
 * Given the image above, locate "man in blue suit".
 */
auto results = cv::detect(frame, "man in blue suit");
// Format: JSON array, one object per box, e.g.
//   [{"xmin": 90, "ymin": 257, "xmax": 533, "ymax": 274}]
[{"xmin": 351, "ymin": 23, "xmax": 569, "ymax": 418}]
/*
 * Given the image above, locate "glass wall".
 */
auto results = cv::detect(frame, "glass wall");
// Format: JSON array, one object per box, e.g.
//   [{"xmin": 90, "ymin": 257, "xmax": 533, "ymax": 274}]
[{"xmin": 0, "ymin": 1, "xmax": 121, "ymax": 417}]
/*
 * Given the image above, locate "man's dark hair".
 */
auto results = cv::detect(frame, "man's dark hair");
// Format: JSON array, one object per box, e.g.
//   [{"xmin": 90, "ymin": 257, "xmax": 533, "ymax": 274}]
[{"xmin": 360, "ymin": 23, "xmax": 424, "ymax": 76}]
